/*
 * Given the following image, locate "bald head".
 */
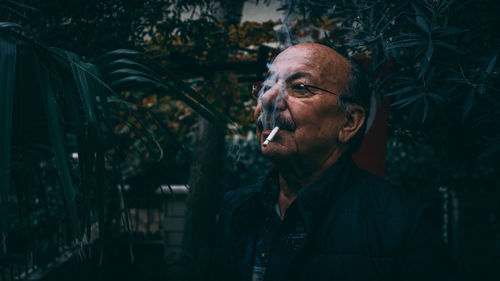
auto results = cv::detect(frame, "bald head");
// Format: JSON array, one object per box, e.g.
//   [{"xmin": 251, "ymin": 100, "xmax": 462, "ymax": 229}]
[
  {"xmin": 273, "ymin": 43, "xmax": 352, "ymax": 95},
  {"xmin": 279, "ymin": 43, "xmax": 350, "ymax": 69}
]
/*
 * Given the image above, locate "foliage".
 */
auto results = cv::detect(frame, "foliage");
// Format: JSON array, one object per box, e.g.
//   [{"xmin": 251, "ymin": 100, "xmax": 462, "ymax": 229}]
[
  {"xmin": 0, "ymin": 0, "xmax": 235, "ymax": 264},
  {"xmin": 157, "ymin": 0, "xmax": 499, "ymax": 192},
  {"xmin": 1, "ymin": 0, "xmax": 498, "ymax": 279},
  {"xmin": 272, "ymin": 0, "xmax": 499, "ymax": 192},
  {"xmin": 0, "ymin": 24, "xmax": 113, "ymax": 260},
  {"xmin": 1, "ymin": 0, "xmax": 167, "ymax": 57}
]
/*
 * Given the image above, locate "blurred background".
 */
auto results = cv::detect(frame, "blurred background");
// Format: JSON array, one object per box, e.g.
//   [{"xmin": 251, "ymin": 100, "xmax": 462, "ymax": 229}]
[{"xmin": 0, "ymin": 0, "xmax": 498, "ymax": 280}]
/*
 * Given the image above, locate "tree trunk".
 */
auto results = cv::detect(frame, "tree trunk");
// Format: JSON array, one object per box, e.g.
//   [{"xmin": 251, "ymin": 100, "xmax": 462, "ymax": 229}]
[
  {"xmin": 180, "ymin": 2, "xmax": 244, "ymax": 280},
  {"xmin": 181, "ymin": 117, "xmax": 225, "ymax": 279}
]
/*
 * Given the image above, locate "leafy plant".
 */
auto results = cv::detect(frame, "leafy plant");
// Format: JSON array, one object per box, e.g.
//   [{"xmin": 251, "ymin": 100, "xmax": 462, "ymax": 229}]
[{"xmin": 0, "ymin": 1, "xmax": 235, "ymax": 265}]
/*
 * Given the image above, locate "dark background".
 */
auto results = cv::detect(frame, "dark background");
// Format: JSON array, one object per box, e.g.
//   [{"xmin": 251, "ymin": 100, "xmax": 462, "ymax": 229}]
[{"xmin": 0, "ymin": 0, "xmax": 498, "ymax": 280}]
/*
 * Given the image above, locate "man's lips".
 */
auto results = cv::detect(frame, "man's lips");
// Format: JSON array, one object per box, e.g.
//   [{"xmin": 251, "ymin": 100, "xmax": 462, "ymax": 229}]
[
  {"xmin": 262, "ymin": 128, "xmax": 288, "ymax": 140},
  {"xmin": 260, "ymin": 126, "xmax": 291, "ymax": 140},
  {"xmin": 262, "ymin": 129, "xmax": 274, "ymax": 137}
]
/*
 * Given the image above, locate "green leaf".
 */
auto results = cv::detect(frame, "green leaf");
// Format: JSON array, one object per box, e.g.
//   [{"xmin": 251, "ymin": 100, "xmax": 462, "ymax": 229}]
[
  {"xmin": 109, "ymin": 75, "xmax": 229, "ymax": 129},
  {"xmin": 436, "ymin": 0, "xmax": 456, "ymax": 15},
  {"xmin": 0, "ymin": 21, "xmax": 24, "ymax": 29},
  {"xmin": 108, "ymin": 75, "xmax": 162, "ymax": 90},
  {"xmin": 79, "ymin": 62, "xmax": 109, "ymax": 247},
  {"xmin": 100, "ymin": 54, "xmax": 235, "ymax": 130},
  {"xmin": 387, "ymin": 86, "xmax": 417, "ymax": 97},
  {"xmin": 434, "ymin": 40, "xmax": 464, "ymax": 54},
  {"xmin": 485, "ymin": 54, "xmax": 497, "ymax": 76},
  {"xmin": 94, "ymin": 49, "xmax": 142, "ymax": 65},
  {"xmin": 59, "ymin": 50, "xmax": 99, "ymax": 125},
  {"xmin": 105, "ymin": 68, "xmax": 162, "ymax": 82},
  {"xmin": 422, "ymin": 97, "xmax": 429, "ymax": 122},
  {"xmin": 412, "ymin": 3, "xmax": 430, "ymax": 33},
  {"xmin": 60, "ymin": 53, "xmax": 101, "ymax": 236},
  {"xmin": 419, "ymin": 40, "xmax": 434, "ymax": 78},
  {"xmin": 391, "ymin": 94, "xmax": 422, "ymax": 108},
  {"xmin": 436, "ymin": 27, "xmax": 464, "ymax": 36},
  {"xmin": 462, "ymin": 86, "xmax": 475, "ymax": 121},
  {"xmin": 5, "ymin": 0, "xmax": 39, "ymax": 11},
  {"xmin": 106, "ymin": 98, "xmax": 185, "ymax": 153},
  {"xmin": 428, "ymin": 92, "xmax": 445, "ymax": 102},
  {"xmin": 49, "ymin": 64, "xmax": 90, "ymax": 223},
  {"xmin": 35, "ymin": 54, "xmax": 82, "ymax": 241},
  {"xmin": 416, "ymin": 16, "xmax": 430, "ymax": 34},
  {"xmin": 153, "ymin": 63, "xmax": 234, "ymax": 125},
  {"xmin": 99, "ymin": 58, "xmax": 159, "ymax": 78},
  {"xmin": 45, "ymin": 47, "xmax": 118, "ymax": 98},
  {"xmin": 0, "ymin": 35, "xmax": 16, "ymax": 249},
  {"xmin": 388, "ymin": 39, "xmax": 421, "ymax": 49}
]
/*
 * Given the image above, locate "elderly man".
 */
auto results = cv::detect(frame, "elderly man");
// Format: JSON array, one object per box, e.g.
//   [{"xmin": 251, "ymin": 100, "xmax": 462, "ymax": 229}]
[{"xmin": 210, "ymin": 43, "xmax": 457, "ymax": 281}]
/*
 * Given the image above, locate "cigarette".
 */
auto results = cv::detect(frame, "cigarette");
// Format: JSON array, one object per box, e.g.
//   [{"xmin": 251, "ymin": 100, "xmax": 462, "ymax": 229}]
[{"xmin": 263, "ymin": 126, "xmax": 280, "ymax": 147}]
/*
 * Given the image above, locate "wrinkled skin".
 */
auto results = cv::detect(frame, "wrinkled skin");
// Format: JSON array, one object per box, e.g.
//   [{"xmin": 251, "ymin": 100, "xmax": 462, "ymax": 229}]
[
  {"xmin": 255, "ymin": 43, "xmax": 358, "ymax": 181},
  {"xmin": 254, "ymin": 43, "xmax": 366, "ymax": 215}
]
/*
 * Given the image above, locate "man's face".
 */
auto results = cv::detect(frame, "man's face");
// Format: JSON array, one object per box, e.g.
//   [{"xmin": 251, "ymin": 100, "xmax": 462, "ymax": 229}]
[{"xmin": 254, "ymin": 44, "xmax": 351, "ymax": 168}]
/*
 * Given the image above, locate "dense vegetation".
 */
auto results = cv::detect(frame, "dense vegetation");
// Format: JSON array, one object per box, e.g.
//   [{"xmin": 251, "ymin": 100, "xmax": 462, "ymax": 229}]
[{"xmin": 1, "ymin": 0, "xmax": 498, "ymax": 280}]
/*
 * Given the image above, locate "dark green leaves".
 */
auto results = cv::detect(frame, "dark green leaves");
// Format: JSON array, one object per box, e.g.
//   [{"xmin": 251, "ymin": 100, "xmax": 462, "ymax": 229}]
[
  {"xmin": 485, "ymin": 55, "xmax": 497, "ymax": 77},
  {"xmin": 0, "ymin": 21, "xmax": 122, "ymax": 249},
  {"xmin": 462, "ymin": 87, "xmax": 475, "ymax": 121},
  {"xmin": 462, "ymin": 54, "xmax": 498, "ymax": 121},
  {"xmin": 0, "ymin": 35, "xmax": 16, "ymax": 253},
  {"xmin": 35, "ymin": 55, "xmax": 82, "ymax": 241},
  {"xmin": 97, "ymin": 50, "xmax": 237, "ymax": 132}
]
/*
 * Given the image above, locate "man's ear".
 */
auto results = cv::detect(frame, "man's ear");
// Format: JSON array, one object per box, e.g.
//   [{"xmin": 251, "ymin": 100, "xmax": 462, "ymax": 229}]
[{"xmin": 338, "ymin": 105, "xmax": 365, "ymax": 144}]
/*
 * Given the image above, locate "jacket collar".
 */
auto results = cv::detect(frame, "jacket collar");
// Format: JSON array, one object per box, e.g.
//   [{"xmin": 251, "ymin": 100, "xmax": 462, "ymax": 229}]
[
  {"xmin": 293, "ymin": 154, "xmax": 354, "ymax": 233},
  {"xmin": 230, "ymin": 154, "xmax": 355, "ymax": 235}
]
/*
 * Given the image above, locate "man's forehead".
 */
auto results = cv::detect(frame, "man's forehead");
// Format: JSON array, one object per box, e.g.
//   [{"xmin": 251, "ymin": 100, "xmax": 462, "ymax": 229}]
[
  {"xmin": 272, "ymin": 47, "xmax": 317, "ymax": 69},
  {"xmin": 265, "ymin": 63, "xmax": 316, "ymax": 81},
  {"xmin": 266, "ymin": 51, "xmax": 319, "ymax": 82},
  {"xmin": 268, "ymin": 44, "xmax": 350, "ymax": 79}
]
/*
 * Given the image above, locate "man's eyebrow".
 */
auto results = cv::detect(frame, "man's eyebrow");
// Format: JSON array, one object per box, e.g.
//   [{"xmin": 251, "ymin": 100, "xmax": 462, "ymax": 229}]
[{"xmin": 285, "ymin": 72, "xmax": 313, "ymax": 83}]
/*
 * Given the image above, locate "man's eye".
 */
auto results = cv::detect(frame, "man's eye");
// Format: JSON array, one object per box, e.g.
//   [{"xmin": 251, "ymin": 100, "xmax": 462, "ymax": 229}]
[
  {"xmin": 291, "ymin": 83, "xmax": 307, "ymax": 90},
  {"xmin": 290, "ymin": 83, "xmax": 313, "ymax": 97}
]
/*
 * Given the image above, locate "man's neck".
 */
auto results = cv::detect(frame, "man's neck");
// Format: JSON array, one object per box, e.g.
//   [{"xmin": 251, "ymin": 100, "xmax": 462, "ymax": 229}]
[{"xmin": 275, "ymin": 149, "xmax": 346, "ymax": 219}]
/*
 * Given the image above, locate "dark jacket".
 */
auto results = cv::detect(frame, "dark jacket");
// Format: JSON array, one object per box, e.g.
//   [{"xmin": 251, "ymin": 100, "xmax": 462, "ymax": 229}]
[{"xmin": 210, "ymin": 156, "xmax": 458, "ymax": 281}]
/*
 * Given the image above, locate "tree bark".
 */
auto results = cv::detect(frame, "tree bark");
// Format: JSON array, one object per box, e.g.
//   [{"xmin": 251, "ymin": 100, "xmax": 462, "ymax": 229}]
[
  {"xmin": 180, "ymin": 2, "xmax": 244, "ymax": 280},
  {"xmin": 181, "ymin": 117, "xmax": 225, "ymax": 279}
]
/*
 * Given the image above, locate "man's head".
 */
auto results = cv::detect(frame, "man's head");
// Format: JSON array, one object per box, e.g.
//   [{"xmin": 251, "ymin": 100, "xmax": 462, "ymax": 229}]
[{"xmin": 254, "ymin": 43, "xmax": 370, "ymax": 170}]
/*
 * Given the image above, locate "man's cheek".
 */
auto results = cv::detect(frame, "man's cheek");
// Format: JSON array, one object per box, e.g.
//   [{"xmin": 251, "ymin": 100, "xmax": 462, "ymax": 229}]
[
  {"xmin": 255, "ymin": 128, "xmax": 263, "ymax": 144},
  {"xmin": 253, "ymin": 103, "xmax": 262, "ymax": 121}
]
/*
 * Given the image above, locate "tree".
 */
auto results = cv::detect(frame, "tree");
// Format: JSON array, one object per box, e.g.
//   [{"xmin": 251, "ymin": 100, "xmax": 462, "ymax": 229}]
[
  {"xmin": 0, "ymin": 0, "xmax": 234, "ymax": 273},
  {"xmin": 2, "ymin": 0, "xmax": 498, "ymax": 279}
]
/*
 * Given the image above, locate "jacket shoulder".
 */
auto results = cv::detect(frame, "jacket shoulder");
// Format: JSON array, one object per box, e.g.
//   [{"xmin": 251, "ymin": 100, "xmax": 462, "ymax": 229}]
[
  {"xmin": 348, "ymin": 166, "xmax": 430, "ymax": 223},
  {"xmin": 219, "ymin": 183, "xmax": 260, "ymax": 213}
]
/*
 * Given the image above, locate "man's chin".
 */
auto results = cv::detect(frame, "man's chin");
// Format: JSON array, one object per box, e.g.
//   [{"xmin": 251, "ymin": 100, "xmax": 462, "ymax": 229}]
[{"xmin": 260, "ymin": 144, "xmax": 294, "ymax": 162}]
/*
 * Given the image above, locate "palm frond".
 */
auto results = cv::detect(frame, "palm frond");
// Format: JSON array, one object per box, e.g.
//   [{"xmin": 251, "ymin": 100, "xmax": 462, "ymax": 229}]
[
  {"xmin": 0, "ymin": 35, "xmax": 16, "ymax": 254},
  {"xmin": 97, "ymin": 50, "xmax": 239, "ymax": 132},
  {"xmin": 35, "ymin": 54, "xmax": 82, "ymax": 241}
]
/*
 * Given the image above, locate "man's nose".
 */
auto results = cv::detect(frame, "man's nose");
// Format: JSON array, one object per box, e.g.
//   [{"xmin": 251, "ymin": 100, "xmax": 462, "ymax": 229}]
[{"xmin": 261, "ymin": 84, "xmax": 287, "ymax": 111}]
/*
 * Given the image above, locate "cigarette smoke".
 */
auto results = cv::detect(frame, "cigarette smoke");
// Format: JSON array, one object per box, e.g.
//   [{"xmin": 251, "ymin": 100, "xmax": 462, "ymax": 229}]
[
  {"xmin": 255, "ymin": 62, "xmax": 297, "ymax": 134},
  {"xmin": 254, "ymin": 7, "xmax": 300, "ymax": 135},
  {"xmin": 226, "ymin": 135, "xmax": 241, "ymax": 171},
  {"xmin": 275, "ymin": 2, "xmax": 298, "ymax": 49}
]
